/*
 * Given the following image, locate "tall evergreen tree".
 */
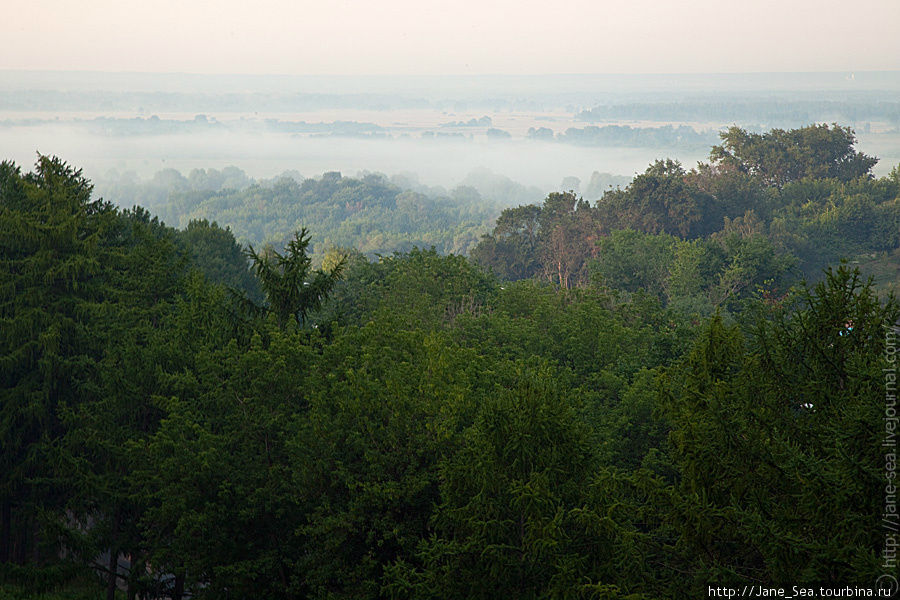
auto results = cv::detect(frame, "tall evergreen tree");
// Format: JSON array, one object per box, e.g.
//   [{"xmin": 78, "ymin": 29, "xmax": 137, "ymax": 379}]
[
  {"xmin": 245, "ymin": 228, "xmax": 345, "ymax": 328},
  {"xmin": 0, "ymin": 156, "xmax": 118, "ymax": 567}
]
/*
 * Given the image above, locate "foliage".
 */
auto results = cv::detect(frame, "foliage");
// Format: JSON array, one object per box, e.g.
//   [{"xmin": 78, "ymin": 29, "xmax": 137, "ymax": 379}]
[
  {"xmin": 654, "ymin": 267, "xmax": 899, "ymax": 589},
  {"xmin": 3, "ymin": 126, "xmax": 898, "ymax": 600},
  {"xmin": 710, "ymin": 124, "xmax": 878, "ymax": 187},
  {"xmin": 140, "ymin": 170, "xmax": 501, "ymax": 259},
  {"xmin": 596, "ymin": 159, "xmax": 723, "ymax": 238},
  {"xmin": 245, "ymin": 228, "xmax": 346, "ymax": 328},
  {"xmin": 175, "ymin": 219, "xmax": 261, "ymax": 300},
  {"xmin": 385, "ymin": 366, "xmax": 625, "ymax": 600}
]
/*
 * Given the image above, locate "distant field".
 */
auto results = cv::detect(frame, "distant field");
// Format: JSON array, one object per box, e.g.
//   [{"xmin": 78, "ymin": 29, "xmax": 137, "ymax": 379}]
[{"xmin": 3, "ymin": 71, "xmax": 899, "ymax": 191}]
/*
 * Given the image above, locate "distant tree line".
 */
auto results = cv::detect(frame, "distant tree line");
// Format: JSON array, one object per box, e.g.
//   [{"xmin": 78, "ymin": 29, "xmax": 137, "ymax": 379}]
[
  {"xmin": 578, "ymin": 100, "xmax": 900, "ymax": 127},
  {"xmin": 95, "ymin": 168, "xmax": 508, "ymax": 259},
  {"xmin": 531, "ymin": 124, "xmax": 719, "ymax": 149}
]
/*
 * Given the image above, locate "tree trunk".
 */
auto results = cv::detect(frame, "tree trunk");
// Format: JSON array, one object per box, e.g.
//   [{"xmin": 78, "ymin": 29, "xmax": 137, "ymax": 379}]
[
  {"xmin": 126, "ymin": 552, "xmax": 141, "ymax": 600},
  {"xmin": 172, "ymin": 568, "xmax": 185, "ymax": 600},
  {"xmin": 106, "ymin": 512, "xmax": 121, "ymax": 600},
  {"xmin": 126, "ymin": 568, "xmax": 135, "ymax": 600},
  {"xmin": 106, "ymin": 548, "xmax": 119, "ymax": 600}
]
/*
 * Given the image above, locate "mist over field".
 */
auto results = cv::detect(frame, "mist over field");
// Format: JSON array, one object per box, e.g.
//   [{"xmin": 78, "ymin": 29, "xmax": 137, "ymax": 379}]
[
  {"xmin": 0, "ymin": 124, "xmax": 709, "ymax": 195},
  {"xmin": 3, "ymin": 71, "xmax": 899, "ymax": 201}
]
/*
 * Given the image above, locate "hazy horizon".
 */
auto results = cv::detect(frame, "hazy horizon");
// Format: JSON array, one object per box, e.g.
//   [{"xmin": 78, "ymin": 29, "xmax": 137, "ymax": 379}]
[
  {"xmin": 5, "ymin": 3, "xmax": 900, "ymax": 203},
  {"xmin": 5, "ymin": 0, "xmax": 900, "ymax": 75},
  {"xmin": 3, "ymin": 69, "xmax": 899, "ymax": 196}
]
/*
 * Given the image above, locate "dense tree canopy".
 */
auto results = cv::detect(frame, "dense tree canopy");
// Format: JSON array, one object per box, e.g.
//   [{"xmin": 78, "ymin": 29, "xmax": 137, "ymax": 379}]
[
  {"xmin": 116, "ymin": 170, "xmax": 503, "ymax": 260},
  {"xmin": 2, "ymin": 125, "xmax": 899, "ymax": 600},
  {"xmin": 709, "ymin": 124, "xmax": 878, "ymax": 187}
]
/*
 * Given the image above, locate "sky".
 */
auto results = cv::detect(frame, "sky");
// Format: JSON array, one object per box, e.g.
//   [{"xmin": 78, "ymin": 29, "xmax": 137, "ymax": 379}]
[{"xmin": 4, "ymin": 0, "xmax": 900, "ymax": 75}]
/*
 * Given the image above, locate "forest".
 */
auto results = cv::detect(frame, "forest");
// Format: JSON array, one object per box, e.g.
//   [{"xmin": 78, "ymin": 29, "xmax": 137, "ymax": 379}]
[
  {"xmin": 1, "ymin": 123, "xmax": 899, "ymax": 599},
  {"xmin": 97, "ymin": 167, "xmax": 501, "ymax": 258}
]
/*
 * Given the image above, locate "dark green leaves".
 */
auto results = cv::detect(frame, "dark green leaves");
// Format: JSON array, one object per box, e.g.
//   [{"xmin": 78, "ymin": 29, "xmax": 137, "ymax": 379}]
[{"xmin": 245, "ymin": 228, "xmax": 346, "ymax": 328}]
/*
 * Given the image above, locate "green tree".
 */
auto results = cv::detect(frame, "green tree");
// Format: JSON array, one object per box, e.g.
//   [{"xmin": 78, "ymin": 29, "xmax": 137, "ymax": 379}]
[
  {"xmin": 657, "ymin": 266, "xmax": 899, "ymax": 589},
  {"xmin": 710, "ymin": 124, "xmax": 877, "ymax": 187},
  {"xmin": 470, "ymin": 204, "xmax": 543, "ymax": 281},
  {"xmin": 175, "ymin": 219, "xmax": 260, "ymax": 301},
  {"xmin": 538, "ymin": 192, "xmax": 599, "ymax": 289},
  {"xmin": 245, "ymin": 228, "xmax": 346, "ymax": 328},
  {"xmin": 58, "ymin": 207, "xmax": 188, "ymax": 600},
  {"xmin": 294, "ymin": 326, "xmax": 479, "ymax": 600},
  {"xmin": 140, "ymin": 321, "xmax": 312, "ymax": 600},
  {"xmin": 591, "ymin": 230, "xmax": 678, "ymax": 299},
  {"xmin": 0, "ymin": 156, "xmax": 119, "ymax": 568},
  {"xmin": 597, "ymin": 160, "xmax": 720, "ymax": 238},
  {"xmin": 386, "ymin": 366, "xmax": 627, "ymax": 600}
]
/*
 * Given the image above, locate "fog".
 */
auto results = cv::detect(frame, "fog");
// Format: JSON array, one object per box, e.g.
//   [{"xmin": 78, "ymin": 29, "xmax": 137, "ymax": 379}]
[
  {"xmin": 6, "ymin": 71, "xmax": 900, "ymax": 97},
  {"xmin": 0, "ymin": 124, "xmax": 715, "ymax": 197},
  {"xmin": 3, "ymin": 72, "xmax": 899, "ymax": 204},
  {"xmin": 3, "ymin": 124, "xmax": 897, "ymax": 205}
]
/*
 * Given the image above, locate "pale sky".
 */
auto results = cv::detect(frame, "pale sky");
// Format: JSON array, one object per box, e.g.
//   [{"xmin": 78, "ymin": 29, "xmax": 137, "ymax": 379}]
[{"xmin": 4, "ymin": 0, "xmax": 900, "ymax": 75}]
